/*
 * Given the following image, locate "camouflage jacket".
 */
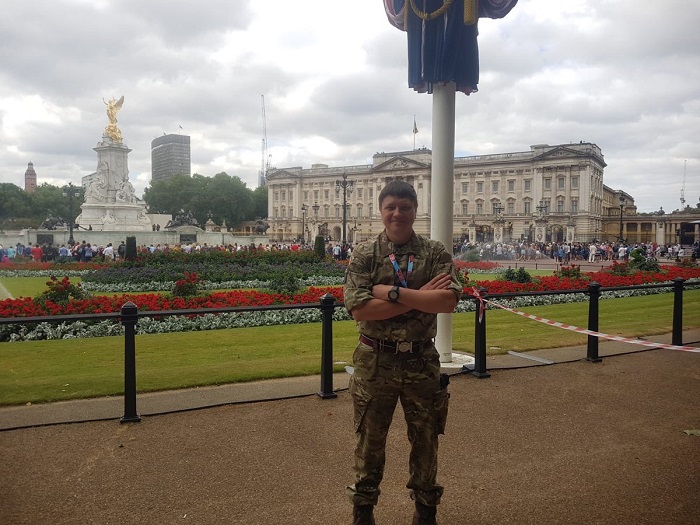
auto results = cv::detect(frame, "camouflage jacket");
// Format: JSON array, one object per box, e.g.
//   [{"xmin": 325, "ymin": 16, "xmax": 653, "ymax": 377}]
[{"xmin": 344, "ymin": 231, "xmax": 462, "ymax": 341}]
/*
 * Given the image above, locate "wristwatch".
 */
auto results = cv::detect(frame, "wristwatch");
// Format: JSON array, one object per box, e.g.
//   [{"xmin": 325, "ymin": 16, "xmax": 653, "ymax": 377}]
[{"xmin": 388, "ymin": 285, "xmax": 400, "ymax": 303}]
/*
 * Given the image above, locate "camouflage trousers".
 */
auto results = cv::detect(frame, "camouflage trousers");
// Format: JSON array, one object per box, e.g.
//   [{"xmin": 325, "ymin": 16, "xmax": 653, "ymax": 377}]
[{"xmin": 346, "ymin": 340, "xmax": 449, "ymax": 507}]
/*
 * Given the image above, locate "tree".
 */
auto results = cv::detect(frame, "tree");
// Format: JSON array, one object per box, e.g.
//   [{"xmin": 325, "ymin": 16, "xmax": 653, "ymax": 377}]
[
  {"xmin": 30, "ymin": 184, "xmax": 71, "ymax": 222},
  {"xmin": 252, "ymin": 185, "xmax": 269, "ymax": 219},
  {"xmin": 143, "ymin": 172, "xmax": 261, "ymax": 226},
  {"xmin": 0, "ymin": 183, "xmax": 31, "ymax": 220}
]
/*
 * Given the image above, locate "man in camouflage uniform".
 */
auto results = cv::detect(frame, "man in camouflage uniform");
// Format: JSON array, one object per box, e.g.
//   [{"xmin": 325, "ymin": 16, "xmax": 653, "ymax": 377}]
[{"xmin": 344, "ymin": 180, "xmax": 461, "ymax": 525}]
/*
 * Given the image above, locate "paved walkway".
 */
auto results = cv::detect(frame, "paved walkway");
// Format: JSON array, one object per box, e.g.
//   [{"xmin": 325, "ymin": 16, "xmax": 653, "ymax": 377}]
[{"xmin": 1, "ymin": 331, "xmax": 699, "ymax": 524}]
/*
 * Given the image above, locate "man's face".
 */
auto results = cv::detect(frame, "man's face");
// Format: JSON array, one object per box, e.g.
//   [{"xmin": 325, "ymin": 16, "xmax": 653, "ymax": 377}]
[{"xmin": 380, "ymin": 195, "xmax": 417, "ymax": 243}]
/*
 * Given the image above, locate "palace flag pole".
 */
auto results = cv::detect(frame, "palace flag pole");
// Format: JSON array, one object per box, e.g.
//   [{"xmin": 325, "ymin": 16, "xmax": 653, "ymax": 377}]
[{"xmin": 383, "ymin": 0, "xmax": 518, "ymax": 363}]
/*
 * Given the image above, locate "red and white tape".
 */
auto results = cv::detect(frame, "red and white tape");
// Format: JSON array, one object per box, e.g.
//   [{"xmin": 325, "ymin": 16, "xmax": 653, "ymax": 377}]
[{"xmin": 470, "ymin": 289, "xmax": 700, "ymax": 353}]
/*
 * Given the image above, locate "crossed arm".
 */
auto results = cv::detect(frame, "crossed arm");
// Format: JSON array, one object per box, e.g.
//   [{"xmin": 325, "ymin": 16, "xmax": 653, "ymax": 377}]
[{"xmin": 349, "ymin": 273, "xmax": 458, "ymax": 321}]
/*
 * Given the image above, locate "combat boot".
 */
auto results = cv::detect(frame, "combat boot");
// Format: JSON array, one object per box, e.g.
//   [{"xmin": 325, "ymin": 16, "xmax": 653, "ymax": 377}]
[
  {"xmin": 412, "ymin": 501, "xmax": 438, "ymax": 525},
  {"xmin": 352, "ymin": 504, "xmax": 376, "ymax": 525}
]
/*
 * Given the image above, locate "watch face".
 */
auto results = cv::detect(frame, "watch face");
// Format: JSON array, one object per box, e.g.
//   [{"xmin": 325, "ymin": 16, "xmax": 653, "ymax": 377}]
[{"xmin": 388, "ymin": 287, "xmax": 399, "ymax": 302}]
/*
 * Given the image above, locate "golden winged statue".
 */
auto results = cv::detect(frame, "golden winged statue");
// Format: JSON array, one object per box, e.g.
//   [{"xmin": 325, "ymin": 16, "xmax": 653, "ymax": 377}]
[{"xmin": 103, "ymin": 95, "xmax": 125, "ymax": 143}]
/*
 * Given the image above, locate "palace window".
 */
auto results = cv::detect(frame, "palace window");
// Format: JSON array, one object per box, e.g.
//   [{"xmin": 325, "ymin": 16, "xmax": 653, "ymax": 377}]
[
  {"xmin": 461, "ymin": 182, "xmax": 469, "ymax": 194},
  {"xmin": 461, "ymin": 201, "xmax": 469, "ymax": 215},
  {"xmin": 492, "ymin": 181, "xmax": 499, "ymax": 193},
  {"xmin": 571, "ymin": 199, "xmax": 578, "ymax": 213},
  {"xmin": 357, "ymin": 188, "xmax": 363, "ymax": 199},
  {"xmin": 544, "ymin": 178, "xmax": 551, "ymax": 190},
  {"xmin": 507, "ymin": 180, "xmax": 515, "ymax": 192},
  {"xmin": 314, "ymin": 190, "xmax": 319, "ymax": 201},
  {"xmin": 507, "ymin": 201, "xmax": 515, "ymax": 214},
  {"xmin": 524, "ymin": 179, "xmax": 532, "ymax": 192},
  {"xmin": 558, "ymin": 177, "xmax": 565, "ymax": 190},
  {"xmin": 476, "ymin": 181, "xmax": 484, "ymax": 193},
  {"xmin": 557, "ymin": 199, "xmax": 564, "ymax": 213},
  {"xmin": 476, "ymin": 202, "xmax": 483, "ymax": 215},
  {"xmin": 368, "ymin": 204, "xmax": 373, "ymax": 217},
  {"xmin": 571, "ymin": 176, "xmax": 579, "ymax": 189},
  {"xmin": 524, "ymin": 201, "xmax": 531, "ymax": 215}
]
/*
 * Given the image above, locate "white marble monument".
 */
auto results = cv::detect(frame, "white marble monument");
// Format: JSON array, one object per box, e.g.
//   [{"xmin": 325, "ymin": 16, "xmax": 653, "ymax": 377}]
[{"xmin": 75, "ymin": 96, "xmax": 151, "ymax": 231}]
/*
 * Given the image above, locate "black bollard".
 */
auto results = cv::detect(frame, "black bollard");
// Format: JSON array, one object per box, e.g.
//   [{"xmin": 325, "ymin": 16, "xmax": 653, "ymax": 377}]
[
  {"xmin": 318, "ymin": 293, "xmax": 338, "ymax": 399},
  {"xmin": 672, "ymin": 277, "xmax": 685, "ymax": 346},
  {"xmin": 120, "ymin": 302, "xmax": 141, "ymax": 423},
  {"xmin": 470, "ymin": 287, "xmax": 490, "ymax": 378},
  {"xmin": 586, "ymin": 282, "xmax": 602, "ymax": 362}
]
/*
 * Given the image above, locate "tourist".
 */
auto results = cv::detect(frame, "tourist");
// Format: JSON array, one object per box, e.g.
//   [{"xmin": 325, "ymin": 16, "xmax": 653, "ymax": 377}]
[{"xmin": 343, "ymin": 180, "xmax": 460, "ymax": 525}]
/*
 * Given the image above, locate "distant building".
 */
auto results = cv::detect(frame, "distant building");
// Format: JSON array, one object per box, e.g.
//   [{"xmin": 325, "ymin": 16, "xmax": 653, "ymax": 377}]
[
  {"xmin": 24, "ymin": 161, "xmax": 37, "ymax": 193},
  {"xmin": 151, "ymin": 134, "xmax": 191, "ymax": 183}
]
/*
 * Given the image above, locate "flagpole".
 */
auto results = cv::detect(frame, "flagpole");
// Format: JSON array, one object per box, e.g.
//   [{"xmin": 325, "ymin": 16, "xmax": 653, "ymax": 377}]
[
  {"xmin": 430, "ymin": 82, "xmax": 456, "ymax": 363},
  {"xmin": 413, "ymin": 115, "xmax": 416, "ymax": 150}
]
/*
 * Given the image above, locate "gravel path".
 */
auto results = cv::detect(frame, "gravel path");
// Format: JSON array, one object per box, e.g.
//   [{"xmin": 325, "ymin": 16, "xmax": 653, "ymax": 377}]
[{"xmin": 1, "ymin": 349, "xmax": 698, "ymax": 525}]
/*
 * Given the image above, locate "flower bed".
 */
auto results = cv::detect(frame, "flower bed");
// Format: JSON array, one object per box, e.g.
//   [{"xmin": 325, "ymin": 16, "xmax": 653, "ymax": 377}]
[{"xmin": 1, "ymin": 263, "xmax": 698, "ymax": 342}]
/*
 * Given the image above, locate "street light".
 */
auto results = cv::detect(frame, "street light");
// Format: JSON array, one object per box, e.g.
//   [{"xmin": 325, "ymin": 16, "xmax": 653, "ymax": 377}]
[
  {"xmin": 312, "ymin": 201, "xmax": 320, "ymax": 235},
  {"xmin": 62, "ymin": 182, "xmax": 81, "ymax": 246},
  {"xmin": 335, "ymin": 171, "xmax": 354, "ymax": 247},
  {"xmin": 301, "ymin": 204, "xmax": 308, "ymax": 244},
  {"xmin": 618, "ymin": 195, "xmax": 626, "ymax": 243}
]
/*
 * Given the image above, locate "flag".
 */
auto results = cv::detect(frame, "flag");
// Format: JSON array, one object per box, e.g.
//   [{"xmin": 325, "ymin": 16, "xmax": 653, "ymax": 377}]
[
  {"xmin": 179, "ymin": 125, "xmax": 183, "ymax": 130},
  {"xmin": 413, "ymin": 117, "xmax": 418, "ymax": 135}
]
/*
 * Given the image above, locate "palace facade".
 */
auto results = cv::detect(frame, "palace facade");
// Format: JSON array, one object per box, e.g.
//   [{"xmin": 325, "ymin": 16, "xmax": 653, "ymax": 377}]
[{"xmin": 266, "ymin": 142, "xmax": 698, "ymax": 247}]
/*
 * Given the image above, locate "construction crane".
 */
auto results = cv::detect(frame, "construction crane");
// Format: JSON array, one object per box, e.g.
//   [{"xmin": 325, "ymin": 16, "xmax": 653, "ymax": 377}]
[
  {"xmin": 679, "ymin": 159, "xmax": 686, "ymax": 207},
  {"xmin": 259, "ymin": 95, "xmax": 270, "ymax": 187}
]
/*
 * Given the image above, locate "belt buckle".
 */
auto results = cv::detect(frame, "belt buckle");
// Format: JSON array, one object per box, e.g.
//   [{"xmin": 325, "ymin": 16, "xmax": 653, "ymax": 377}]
[{"xmin": 397, "ymin": 341, "xmax": 412, "ymax": 353}]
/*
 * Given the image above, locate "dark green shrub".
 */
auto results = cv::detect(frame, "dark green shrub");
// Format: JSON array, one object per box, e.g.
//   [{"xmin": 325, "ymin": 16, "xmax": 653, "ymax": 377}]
[
  {"xmin": 314, "ymin": 235, "xmax": 326, "ymax": 258},
  {"xmin": 126, "ymin": 236, "xmax": 137, "ymax": 261},
  {"xmin": 556, "ymin": 265, "xmax": 583, "ymax": 279},
  {"xmin": 501, "ymin": 267, "xmax": 532, "ymax": 283}
]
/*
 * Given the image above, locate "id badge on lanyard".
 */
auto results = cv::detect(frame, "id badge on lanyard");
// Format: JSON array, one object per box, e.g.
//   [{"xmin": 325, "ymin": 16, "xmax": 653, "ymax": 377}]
[{"xmin": 388, "ymin": 253, "xmax": 414, "ymax": 288}]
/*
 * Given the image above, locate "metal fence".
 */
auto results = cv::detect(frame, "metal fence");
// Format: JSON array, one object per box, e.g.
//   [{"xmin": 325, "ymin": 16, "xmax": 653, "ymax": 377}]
[{"xmin": 0, "ymin": 277, "xmax": 693, "ymax": 423}]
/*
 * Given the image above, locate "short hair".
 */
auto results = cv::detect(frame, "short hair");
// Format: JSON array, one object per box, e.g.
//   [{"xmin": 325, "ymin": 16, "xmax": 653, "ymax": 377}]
[{"xmin": 378, "ymin": 180, "xmax": 418, "ymax": 209}]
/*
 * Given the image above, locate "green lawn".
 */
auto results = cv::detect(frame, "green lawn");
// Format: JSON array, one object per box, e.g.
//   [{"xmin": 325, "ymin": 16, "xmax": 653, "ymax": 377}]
[{"xmin": 0, "ymin": 290, "xmax": 697, "ymax": 406}]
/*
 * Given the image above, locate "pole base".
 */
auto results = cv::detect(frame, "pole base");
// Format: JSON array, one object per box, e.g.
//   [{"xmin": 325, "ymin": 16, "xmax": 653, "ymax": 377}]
[
  {"xmin": 316, "ymin": 391, "xmax": 338, "ymax": 399},
  {"xmin": 120, "ymin": 414, "xmax": 142, "ymax": 423},
  {"xmin": 462, "ymin": 365, "xmax": 490, "ymax": 378}
]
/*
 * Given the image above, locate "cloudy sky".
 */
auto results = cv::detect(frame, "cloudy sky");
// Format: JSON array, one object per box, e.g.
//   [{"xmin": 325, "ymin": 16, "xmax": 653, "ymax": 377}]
[{"xmin": 1, "ymin": 0, "xmax": 698, "ymax": 213}]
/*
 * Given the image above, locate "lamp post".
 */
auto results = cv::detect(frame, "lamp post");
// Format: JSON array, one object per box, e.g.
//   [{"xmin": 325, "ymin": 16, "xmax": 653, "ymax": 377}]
[
  {"xmin": 335, "ymin": 171, "xmax": 354, "ymax": 247},
  {"xmin": 312, "ymin": 201, "xmax": 320, "ymax": 236},
  {"xmin": 301, "ymin": 204, "xmax": 308, "ymax": 244},
  {"xmin": 62, "ymin": 182, "xmax": 81, "ymax": 246},
  {"xmin": 618, "ymin": 195, "xmax": 625, "ymax": 243}
]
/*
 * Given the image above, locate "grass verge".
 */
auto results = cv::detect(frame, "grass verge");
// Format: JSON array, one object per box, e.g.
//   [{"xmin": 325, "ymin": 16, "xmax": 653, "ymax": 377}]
[{"xmin": 0, "ymin": 290, "xmax": 697, "ymax": 406}]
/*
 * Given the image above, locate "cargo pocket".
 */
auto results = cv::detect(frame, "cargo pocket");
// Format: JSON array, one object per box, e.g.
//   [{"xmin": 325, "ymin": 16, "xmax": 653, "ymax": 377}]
[
  {"xmin": 433, "ymin": 387, "xmax": 450, "ymax": 435},
  {"xmin": 349, "ymin": 378, "xmax": 372, "ymax": 434}
]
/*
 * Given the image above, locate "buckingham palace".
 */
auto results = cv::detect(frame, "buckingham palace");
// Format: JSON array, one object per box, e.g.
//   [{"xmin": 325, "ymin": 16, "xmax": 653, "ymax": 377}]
[{"xmin": 266, "ymin": 142, "xmax": 695, "ymax": 247}]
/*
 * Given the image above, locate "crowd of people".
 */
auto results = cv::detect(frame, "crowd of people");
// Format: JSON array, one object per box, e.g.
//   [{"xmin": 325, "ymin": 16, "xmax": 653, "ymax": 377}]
[
  {"xmin": 2, "ymin": 237, "xmax": 697, "ymax": 266},
  {"xmin": 453, "ymin": 239, "xmax": 698, "ymax": 263}
]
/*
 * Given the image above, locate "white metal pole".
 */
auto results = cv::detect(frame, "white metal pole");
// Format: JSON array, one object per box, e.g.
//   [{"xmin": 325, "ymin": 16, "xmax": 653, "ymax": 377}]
[{"xmin": 430, "ymin": 82, "xmax": 456, "ymax": 363}]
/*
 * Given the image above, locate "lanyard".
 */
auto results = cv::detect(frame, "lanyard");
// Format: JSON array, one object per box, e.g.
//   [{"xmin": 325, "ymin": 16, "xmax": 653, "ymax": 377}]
[{"xmin": 388, "ymin": 253, "xmax": 414, "ymax": 288}]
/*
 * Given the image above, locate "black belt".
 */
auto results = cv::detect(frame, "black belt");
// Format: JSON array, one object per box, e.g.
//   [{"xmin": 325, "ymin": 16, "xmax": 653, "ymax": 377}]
[{"xmin": 359, "ymin": 334, "xmax": 432, "ymax": 353}]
